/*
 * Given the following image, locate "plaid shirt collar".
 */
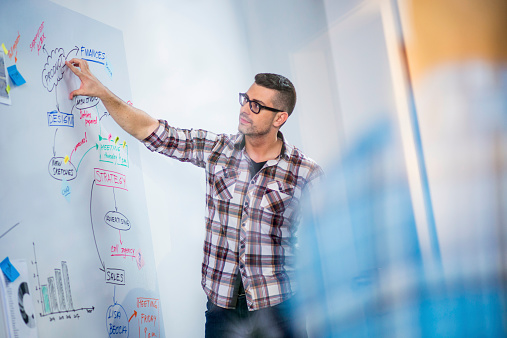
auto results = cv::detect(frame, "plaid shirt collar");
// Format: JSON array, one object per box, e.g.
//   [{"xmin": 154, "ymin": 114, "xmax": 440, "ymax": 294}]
[{"xmin": 233, "ymin": 130, "xmax": 292, "ymax": 162}]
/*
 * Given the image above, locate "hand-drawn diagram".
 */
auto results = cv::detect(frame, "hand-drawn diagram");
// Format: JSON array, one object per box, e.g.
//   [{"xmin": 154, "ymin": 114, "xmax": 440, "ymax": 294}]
[
  {"xmin": 39, "ymin": 41, "xmax": 142, "ymax": 335},
  {"xmin": 0, "ymin": 5, "xmax": 162, "ymax": 336},
  {"xmin": 31, "ymin": 243, "xmax": 95, "ymax": 322}
]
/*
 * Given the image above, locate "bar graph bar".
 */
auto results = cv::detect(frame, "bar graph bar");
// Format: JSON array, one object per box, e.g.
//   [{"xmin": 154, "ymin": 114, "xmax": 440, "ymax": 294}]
[
  {"xmin": 61, "ymin": 261, "xmax": 74, "ymax": 310},
  {"xmin": 55, "ymin": 268, "xmax": 67, "ymax": 311},
  {"xmin": 48, "ymin": 276, "xmax": 58, "ymax": 313}
]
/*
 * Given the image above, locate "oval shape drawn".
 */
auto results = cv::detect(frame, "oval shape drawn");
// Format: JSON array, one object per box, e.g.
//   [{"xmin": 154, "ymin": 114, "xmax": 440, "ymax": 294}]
[
  {"xmin": 75, "ymin": 95, "xmax": 100, "ymax": 110},
  {"xmin": 104, "ymin": 211, "xmax": 131, "ymax": 231},
  {"xmin": 48, "ymin": 157, "xmax": 77, "ymax": 181}
]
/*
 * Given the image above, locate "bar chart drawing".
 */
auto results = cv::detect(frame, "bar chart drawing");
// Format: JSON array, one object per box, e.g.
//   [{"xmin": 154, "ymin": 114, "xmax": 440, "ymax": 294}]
[{"xmin": 32, "ymin": 242, "xmax": 94, "ymax": 318}]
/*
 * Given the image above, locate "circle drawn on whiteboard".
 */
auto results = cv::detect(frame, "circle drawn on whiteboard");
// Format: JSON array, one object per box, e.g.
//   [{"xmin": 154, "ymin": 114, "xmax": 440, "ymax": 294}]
[{"xmin": 18, "ymin": 282, "xmax": 36, "ymax": 328}]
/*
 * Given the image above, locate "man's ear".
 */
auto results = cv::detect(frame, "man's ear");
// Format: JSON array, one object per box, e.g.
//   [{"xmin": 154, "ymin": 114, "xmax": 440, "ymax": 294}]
[{"xmin": 273, "ymin": 112, "xmax": 289, "ymax": 128}]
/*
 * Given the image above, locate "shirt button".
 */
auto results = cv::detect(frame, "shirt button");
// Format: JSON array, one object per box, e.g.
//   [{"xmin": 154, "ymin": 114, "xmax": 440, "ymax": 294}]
[
  {"xmin": 244, "ymin": 201, "xmax": 249, "ymax": 207},
  {"xmin": 250, "ymin": 180, "xmax": 255, "ymax": 185},
  {"xmin": 242, "ymin": 221, "xmax": 246, "ymax": 227}
]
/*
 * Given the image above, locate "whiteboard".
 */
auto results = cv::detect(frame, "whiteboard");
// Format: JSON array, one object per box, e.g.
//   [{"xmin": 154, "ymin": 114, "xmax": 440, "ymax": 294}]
[{"xmin": 0, "ymin": 1, "xmax": 164, "ymax": 337}]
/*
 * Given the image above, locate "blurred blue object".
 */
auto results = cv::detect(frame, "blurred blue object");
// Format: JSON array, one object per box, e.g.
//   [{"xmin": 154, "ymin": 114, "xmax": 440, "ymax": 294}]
[{"xmin": 296, "ymin": 117, "xmax": 507, "ymax": 337}]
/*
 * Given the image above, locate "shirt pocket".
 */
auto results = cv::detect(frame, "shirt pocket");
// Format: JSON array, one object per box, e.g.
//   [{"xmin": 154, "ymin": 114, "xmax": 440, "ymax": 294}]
[
  {"xmin": 260, "ymin": 180, "xmax": 295, "ymax": 214},
  {"xmin": 212, "ymin": 166, "xmax": 237, "ymax": 200}
]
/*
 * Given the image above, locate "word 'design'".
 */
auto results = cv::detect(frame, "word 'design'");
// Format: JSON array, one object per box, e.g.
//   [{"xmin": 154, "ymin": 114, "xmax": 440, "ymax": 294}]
[
  {"xmin": 48, "ymin": 110, "xmax": 74, "ymax": 127},
  {"xmin": 94, "ymin": 168, "xmax": 127, "ymax": 191}
]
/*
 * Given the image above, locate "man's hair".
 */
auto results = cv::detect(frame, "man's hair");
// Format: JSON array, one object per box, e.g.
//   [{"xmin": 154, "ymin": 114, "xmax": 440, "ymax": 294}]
[{"xmin": 254, "ymin": 73, "xmax": 297, "ymax": 116}]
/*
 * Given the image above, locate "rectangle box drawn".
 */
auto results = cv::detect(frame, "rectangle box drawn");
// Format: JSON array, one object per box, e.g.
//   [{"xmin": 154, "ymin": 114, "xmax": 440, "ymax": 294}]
[{"xmin": 105, "ymin": 268, "xmax": 125, "ymax": 285}]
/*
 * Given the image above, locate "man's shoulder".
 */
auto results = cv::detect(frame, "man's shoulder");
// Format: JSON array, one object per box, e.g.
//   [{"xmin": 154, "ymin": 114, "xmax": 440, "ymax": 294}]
[
  {"xmin": 282, "ymin": 142, "xmax": 323, "ymax": 178},
  {"xmin": 213, "ymin": 132, "xmax": 243, "ymax": 150}
]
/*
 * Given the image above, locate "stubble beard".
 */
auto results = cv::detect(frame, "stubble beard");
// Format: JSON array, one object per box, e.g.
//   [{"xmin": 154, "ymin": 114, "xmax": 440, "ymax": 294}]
[{"xmin": 238, "ymin": 123, "xmax": 272, "ymax": 137}]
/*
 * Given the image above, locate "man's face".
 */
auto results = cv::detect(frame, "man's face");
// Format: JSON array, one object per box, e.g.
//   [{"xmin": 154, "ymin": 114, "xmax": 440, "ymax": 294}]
[{"xmin": 238, "ymin": 83, "xmax": 281, "ymax": 137}]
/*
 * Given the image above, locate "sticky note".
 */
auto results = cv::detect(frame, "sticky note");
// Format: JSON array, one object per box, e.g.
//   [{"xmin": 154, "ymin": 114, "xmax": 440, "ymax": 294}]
[
  {"xmin": 0, "ymin": 257, "xmax": 20, "ymax": 282},
  {"xmin": 122, "ymin": 140, "xmax": 126, "ymax": 149},
  {"xmin": 115, "ymin": 136, "xmax": 119, "ymax": 144},
  {"xmin": 6, "ymin": 85, "xmax": 10, "ymax": 94},
  {"xmin": 7, "ymin": 64, "xmax": 26, "ymax": 86},
  {"xmin": 108, "ymin": 133, "xmax": 112, "ymax": 141},
  {"xmin": 1, "ymin": 43, "xmax": 7, "ymax": 55},
  {"xmin": 64, "ymin": 155, "xmax": 69, "ymax": 164}
]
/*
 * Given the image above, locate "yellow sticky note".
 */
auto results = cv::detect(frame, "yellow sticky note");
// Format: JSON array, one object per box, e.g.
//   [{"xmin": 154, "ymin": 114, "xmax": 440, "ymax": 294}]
[
  {"xmin": 64, "ymin": 155, "xmax": 69, "ymax": 164},
  {"xmin": 122, "ymin": 141, "xmax": 126, "ymax": 149},
  {"xmin": 6, "ymin": 85, "xmax": 10, "ymax": 94},
  {"xmin": 1, "ymin": 43, "xmax": 7, "ymax": 55},
  {"xmin": 115, "ymin": 136, "xmax": 119, "ymax": 144}
]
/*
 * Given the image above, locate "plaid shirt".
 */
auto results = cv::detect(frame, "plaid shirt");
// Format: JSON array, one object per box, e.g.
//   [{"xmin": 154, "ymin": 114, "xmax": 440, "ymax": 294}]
[{"xmin": 143, "ymin": 120, "xmax": 323, "ymax": 310}]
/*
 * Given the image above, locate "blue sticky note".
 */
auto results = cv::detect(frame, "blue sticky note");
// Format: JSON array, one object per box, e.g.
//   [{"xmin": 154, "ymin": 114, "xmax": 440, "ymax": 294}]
[
  {"xmin": 0, "ymin": 257, "xmax": 20, "ymax": 282},
  {"xmin": 7, "ymin": 64, "xmax": 26, "ymax": 86}
]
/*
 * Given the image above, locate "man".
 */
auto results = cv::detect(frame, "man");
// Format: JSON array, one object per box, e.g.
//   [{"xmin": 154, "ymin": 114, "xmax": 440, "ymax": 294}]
[{"xmin": 66, "ymin": 58, "xmax": 323, "ymax": 337}]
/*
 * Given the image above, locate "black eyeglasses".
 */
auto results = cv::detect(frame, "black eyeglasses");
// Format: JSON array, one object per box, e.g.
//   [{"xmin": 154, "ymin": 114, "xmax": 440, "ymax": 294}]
[{"xmin": 239, "ymin": 93, "xmax": 284, "ymax": 114}]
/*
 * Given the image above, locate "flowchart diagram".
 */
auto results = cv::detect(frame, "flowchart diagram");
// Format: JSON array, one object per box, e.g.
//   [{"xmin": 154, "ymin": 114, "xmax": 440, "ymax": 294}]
[{"xmin": 0, "ymin": 1, "xmax": 163, "ymax": 337}]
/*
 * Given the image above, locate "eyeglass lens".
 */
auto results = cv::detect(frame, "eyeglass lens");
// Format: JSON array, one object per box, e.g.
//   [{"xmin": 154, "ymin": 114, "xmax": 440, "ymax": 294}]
[{"xmin": 239, "ymin": 93, "xmax": 260, "ymax": 114}]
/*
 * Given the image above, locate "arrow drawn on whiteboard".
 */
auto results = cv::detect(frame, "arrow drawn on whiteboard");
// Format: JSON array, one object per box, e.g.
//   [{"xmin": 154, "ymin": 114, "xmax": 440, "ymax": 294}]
[
  {"xmin": 129, "ymin": 310, "xmax": 137, "ymax": 322},
  {"xmin": 76, "ymin": 143, "xmax": 98, "ymax": 173},
  {"xmin": 56, "ymin": 90, "xmax": 60, "ymax": 113},
  {"xmin": 90, "ymin": 179, "xmax": 106, "ymax": 272},
  {"xmin": 65, "ymin": 46, "xmax": 79, "ymax": 61},
  {"xmin": 52, "ymin": 128, "xmax": 58, "ymax": 156},
  {"xmin": 100, "ymin": 111, "xmax": 109, "ymax": 121},
  {"xmin": 113, "ymin": 188, "xmax": 118, "ymax": 212}
]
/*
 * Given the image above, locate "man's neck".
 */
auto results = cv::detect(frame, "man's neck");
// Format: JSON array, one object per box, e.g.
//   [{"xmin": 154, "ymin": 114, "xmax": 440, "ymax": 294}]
[{"xmin": 244, "ymin": 132, "xmax": 282, "ymax": 163}]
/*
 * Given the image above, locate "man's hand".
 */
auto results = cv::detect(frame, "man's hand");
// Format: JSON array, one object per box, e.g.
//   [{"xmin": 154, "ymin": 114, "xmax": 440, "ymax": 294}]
[
  {"xmin": 66, "ymin": 58, "xmax": 108, "ymax": 100},
  {"xmin": 65, "ymin": 58, "xmax": 159, "ymax": 140}
]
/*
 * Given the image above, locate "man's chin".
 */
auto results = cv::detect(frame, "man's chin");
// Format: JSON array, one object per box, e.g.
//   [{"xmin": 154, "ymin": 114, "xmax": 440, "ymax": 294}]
[{"xmin": 238, "ymin": 125, "xmax": 248, "ymax": 134}]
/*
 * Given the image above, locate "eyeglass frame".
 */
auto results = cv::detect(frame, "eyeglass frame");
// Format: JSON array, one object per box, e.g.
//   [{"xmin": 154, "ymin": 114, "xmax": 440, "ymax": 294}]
[{"xmin": 239, "ymin": 93, "xmax": 284, "ymax": 114}]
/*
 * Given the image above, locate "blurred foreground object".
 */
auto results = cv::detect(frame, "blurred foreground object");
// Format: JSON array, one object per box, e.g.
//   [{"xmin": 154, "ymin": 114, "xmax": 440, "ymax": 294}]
[{"xmin": 297, "ymin": 0, "xmax": 507, "ymax": 336}]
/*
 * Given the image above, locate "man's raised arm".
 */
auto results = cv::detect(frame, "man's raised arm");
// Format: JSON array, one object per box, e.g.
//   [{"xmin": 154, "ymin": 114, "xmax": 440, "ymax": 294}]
[{"xmin": 65, "ymin": 58, "xmax": 159, "ymax": 141}]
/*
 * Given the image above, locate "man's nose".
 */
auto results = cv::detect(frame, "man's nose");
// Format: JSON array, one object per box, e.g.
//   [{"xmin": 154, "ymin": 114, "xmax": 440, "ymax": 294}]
[{"xmin": 240, "ymin": 102, "xmax": 251, "ymax": 115}]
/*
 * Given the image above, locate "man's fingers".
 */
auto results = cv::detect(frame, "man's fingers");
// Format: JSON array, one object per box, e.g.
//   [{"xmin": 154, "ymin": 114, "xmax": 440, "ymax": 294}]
[
  {"xmin": 66, "ymin": 58, "xmax": 90, "ymax": 75},
  {"xmin": 65, "ymin": 60, "xmax": 80, "ymax": 76},
  {"xmin": 66, "ymin": 58, "xmax": 97, "ymax": 100},
  {"xmin": 69, "ymin": 88, "xmax": 81, "ymax": 100}
]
